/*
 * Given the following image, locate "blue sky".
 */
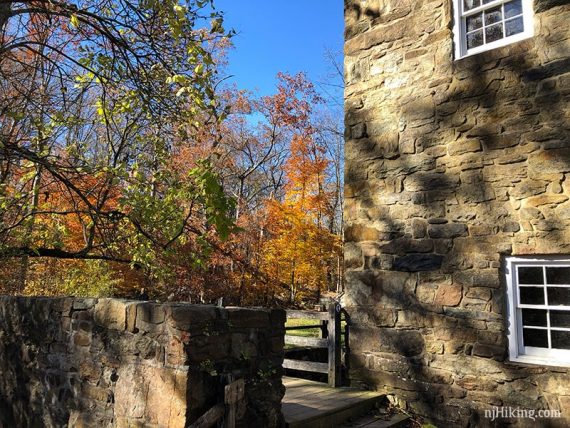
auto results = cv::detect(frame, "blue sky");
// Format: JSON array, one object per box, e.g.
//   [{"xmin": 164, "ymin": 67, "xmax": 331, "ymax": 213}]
[{"xmin": 214, "ymin": 1, "xmax": 344, "ymax": 97}]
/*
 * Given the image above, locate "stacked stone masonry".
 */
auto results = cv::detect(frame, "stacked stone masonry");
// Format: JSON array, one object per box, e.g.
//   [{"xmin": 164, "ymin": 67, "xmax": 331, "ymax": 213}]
[
  {"xmin": 0, "ymin": 297, "xmax": 285, "ymax": 427},
  {"xmin": 344, "ymin": 0, "xmax": 570, "ymax": 426}
]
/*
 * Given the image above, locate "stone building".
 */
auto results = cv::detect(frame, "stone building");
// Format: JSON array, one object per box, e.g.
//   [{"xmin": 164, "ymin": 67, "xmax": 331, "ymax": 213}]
[{"xmin": 343, "ymin": 0, "xmax": 570, "ymax": 426}]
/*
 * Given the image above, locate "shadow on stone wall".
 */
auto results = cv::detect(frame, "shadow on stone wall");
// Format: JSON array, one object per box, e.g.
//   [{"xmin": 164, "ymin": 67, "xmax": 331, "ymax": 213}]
[
  {"xmin": 343, "ymin": 0, "xmax": 570, "ymax": 425},
  {"xmin": 0, "ymin": 297, "xmax": 286, "ymax": 427}
]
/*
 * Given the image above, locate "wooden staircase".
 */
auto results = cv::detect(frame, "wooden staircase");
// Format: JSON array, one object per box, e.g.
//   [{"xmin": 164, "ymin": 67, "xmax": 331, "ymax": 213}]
[{"xmin": 282, "ymin": 377, "xmax": 410, "ymax": 428}]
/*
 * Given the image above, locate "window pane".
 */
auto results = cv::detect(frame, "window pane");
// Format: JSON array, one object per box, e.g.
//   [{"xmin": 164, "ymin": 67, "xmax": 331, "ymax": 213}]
[
  {"xmin": 551, "ymin": 331, "xmax": 570, "ymax": 350},
  {"xmin": 518, "ymin": 267, "xmax": 543, "ymax": 284},
  {"xmin": 467, "ymin": 30, "xmax": 484, "ymax": 49},
  {"xmin": 523, "ymin": 328, "xmax": 548, "ymax": 348},
  {"xmin": 520, "ymin": 287, "xmax": 545, "ymax": 305},
  {"xmin": 522, "ymin": 309, "xmax": 547, "ymax": 327},
  {"xmin": 546, "ymin": 267, "xmax": 570, "ymax": 285},
  {"xmin": 484, "ymin": 6, "xmax": 503, "ymax": 25},
  {"xmin": 485, "ymin": 23, "xmax": 504, "ymax": 43},
  {"xmin": 547, "ymin": 288, "xmax": 570, "ymax": 306},
  {"xmin": 505, "ymin": 0, "xmax": 523, "ymax": 18},
  {"xmin": 482, "ymin": 0, "xmax": 495, "ymax": 3},
  {"xmin": 550, "ymin": 310, "xmax": 570, "ymax": 328},
  {"xmin": 505, "ymin": 17, "xmax": 524, "ymax": 37},
  {"xmin": 464, "ymin": 0, "xmax": 481, "ymax": 11},
  {"xmin": 467, "ymin": 13, "xmax": 483, "ymax": 31}
]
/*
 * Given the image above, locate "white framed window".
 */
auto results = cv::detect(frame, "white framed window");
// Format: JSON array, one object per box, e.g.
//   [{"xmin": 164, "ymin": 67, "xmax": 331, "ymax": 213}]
[
  {"xmin": 453, "ymin": 0, "xmax": 534, "ymax": 59},
  {"xmin": 506, "ymin": 256, "xmax": 570, "ymax": 367}
]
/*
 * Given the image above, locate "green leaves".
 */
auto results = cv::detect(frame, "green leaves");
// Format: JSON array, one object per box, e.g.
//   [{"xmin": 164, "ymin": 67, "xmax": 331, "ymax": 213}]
[
  {"xmin": 0, "ymin": 0, "xmax": 236, "ymax": 284},
  {"xmin": 115, "ymin": 157, "xmax": 236, "ymax": 278},
  {"xmin": 189, "ymin": 161, "xmax": 236, "ymax": 241}
]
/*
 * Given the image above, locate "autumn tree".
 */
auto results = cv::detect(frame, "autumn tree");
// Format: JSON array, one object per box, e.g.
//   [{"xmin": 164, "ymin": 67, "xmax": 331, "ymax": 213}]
[
  {"xmin": 154, "ymin": 73, "xmax": 343, "ymax": 306},
  {"xmin": 257, "ymin": 73, "xmax": 341, "ymax": 304},
  {"xmin": 0, "ymin": 0, "xmax": 236, "ymax": 291}
]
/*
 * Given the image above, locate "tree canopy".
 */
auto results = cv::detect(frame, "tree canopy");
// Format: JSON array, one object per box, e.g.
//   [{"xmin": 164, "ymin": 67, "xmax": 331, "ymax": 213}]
[
  {"xmin": 0, "ymin": 0, "xmax": 235, "ymax": 276},
  {"xmin": 0, "ymin": 1, "xmax": 344, "ymax": 304}
]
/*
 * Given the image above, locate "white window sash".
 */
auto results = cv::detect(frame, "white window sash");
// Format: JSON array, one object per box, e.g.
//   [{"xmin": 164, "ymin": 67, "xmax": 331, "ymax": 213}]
[
  {"xmin": 506, "ymin": 256, "xmax": 570, "ymax": 367},
  {"xmin": 453, "ymin": 0, "xmax": 534, "ymax": 59}
]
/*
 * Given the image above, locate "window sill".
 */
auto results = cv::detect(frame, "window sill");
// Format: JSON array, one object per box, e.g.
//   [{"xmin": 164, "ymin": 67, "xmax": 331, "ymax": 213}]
[
  {"xmin": 454, "ymin": 33, "xmax": 534, "ymax": 62},
  {"xmin": 507, "ymin": 356, "xmax": 570, "ymax": 369}
]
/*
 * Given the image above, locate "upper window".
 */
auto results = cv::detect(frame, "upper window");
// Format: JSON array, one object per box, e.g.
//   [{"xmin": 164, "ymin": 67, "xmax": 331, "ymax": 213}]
[
  {"xmin": 453, "ymin": 0, "xmax": 534, "ymax": 59},
  {"xmin": 506, "ymin": 257, "xmax": 570, "ymax": 367}
]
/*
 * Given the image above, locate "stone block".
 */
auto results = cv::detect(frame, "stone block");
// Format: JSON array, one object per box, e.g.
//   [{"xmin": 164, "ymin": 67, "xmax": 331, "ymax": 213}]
[
  {"xmin": 345, "ymin": 224, "xmax": 381, "ymax": 241},
  {"xmin": 510, "ymin": 179, "xmax": 549, "ymax": 199},
  {"xmin": 416, "ymin": 283, "xmax": 437, "ymax": 304},
  {"xmin": 443, "ymin": 307, "xmax": 502, "ymax": 322},
  {"xmin": 434, "ymin": 284, "xmax": 462, "ymax": 307},
  {"xmin": 73, "ymin": 298, "xmax": 97, "ymax": 310},
  {"xmin": 269, "ymin": 309, "xmax": 286, "ymax": 327},
  {"xmin": 380, "ymin": 238, "xmax": 434, "ymax": 254},
  {"xmin": 231, "ymin": 333, "xmax": 258, "ymax": 359},
  {"xmin": 0, "ymin": 297, "xmax": 284, "ymax": 428},
  {"xmin": 524, "ymin": 194, "xmax": 569, "ymax": 207},
  {"xmin": 465, "ymin": 287, "xmax": 492, "ymax": 302},
  {"xmin": 94, "ymin": 299, "xmax": 127, "ymax": 331},
  {"xmin": 411, "ymin": 218, "xmax": 427, "ymax": 238},
  {"xmin": 115, "ymin": 417, "xmax": 147, "ymax": 428},
  {"xmin": 226, "ymin": 308, "xmax": 270, "ymax": 328},
  {"xmin": 115, "ymin": 365, "xmax": 186, "ymax": 426},
  {"xmin": 472, "ymin": 343, "xmax": 505, "ymax": 359},
  {"xmin": 344, "ymin": 242, "xmax": 363, "ymax": 269},
  {"xmin": 369, "ymin": 307, "xmax": 398, "ymax": 327},
  {"xmin": 453, "ymin": 270, "xmax": 500, "ymax": 289},
  {"xmin": 428, "ymin": 223, "xmax": 468, "ymax": 239},
  {"xmin": 73, "ymin": 331, "xmax": 91, "ymax": 347},
  {"xmin": 404, "ymin": 172, "xmax": 460, "ymax": 192},
  {"xmin": 528, "ymin": 150, "xmax": 570, "ymax": 175},
  {"xmin": 135, "ymin": 303, "xmax": 166, "ymax": 333},
  {"xmin": 126, "ymin": 303, "xmax": 138, "ymax": 333},
  {"xmin": 448, "ymin": 140, "xmax": 482, "ymax": 156},
  {"xmin": 81, "ymin": 384, "xmax": 111, "ymax": 402},
  {"xmin": 456, "ymin": 375, "xmax": 498, "ymax": 392},
  {"xmin": 69, "ymin": 412, "xmax": 112, "ymax": 428},
  {"xmin": 469, "ymin": 225, "xmax": 498, "ymax": 236},
  {"xmin": 351, "ymin": 122, "xmax": 368, "ymax": 139},
  {"xmin": 392, "ymin": 254, "xmax": 444, "ymax": 272},
  {"xmin": 168, "ymin": 305, "xmax": 219, "ymax": 330}
]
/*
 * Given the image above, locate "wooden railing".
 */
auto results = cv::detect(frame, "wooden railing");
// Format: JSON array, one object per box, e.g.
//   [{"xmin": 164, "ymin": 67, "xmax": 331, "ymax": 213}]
[{"xmin": 283, "ymin": 303, "xmax": 348, "ymax": 387}]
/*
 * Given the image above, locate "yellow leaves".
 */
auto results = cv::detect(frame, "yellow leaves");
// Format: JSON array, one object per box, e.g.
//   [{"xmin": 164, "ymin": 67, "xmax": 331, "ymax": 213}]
[
  {"xmin": 70, "ymin": 14, "xmax": 80, "ymax": 29},
  {"xmin": 260, "ymin": 199, "xmax": 341, "ymax": 303},
  {"xmin": 173, "ymin": 4, "xmax": 186, "ymax": 15},
  {"xmin": 95, "ymin": 100, "xmax": 105, "ymax": 118}
]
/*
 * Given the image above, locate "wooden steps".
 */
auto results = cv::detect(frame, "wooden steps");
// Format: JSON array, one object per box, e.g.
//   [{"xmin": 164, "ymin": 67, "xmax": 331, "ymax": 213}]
[
  {"xmin": 339, "ymin": 413, "xmax": 410, "ymax": 428},
  {"xmin": 282, "ymin": 377, "xmax": 409, "ymax": 428}
]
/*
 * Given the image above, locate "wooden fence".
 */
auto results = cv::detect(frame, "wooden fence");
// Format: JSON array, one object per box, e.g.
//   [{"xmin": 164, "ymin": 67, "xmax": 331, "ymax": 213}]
[{"xmin": 283, "ymin": 303, "xmax": 349, "ymax": 387}]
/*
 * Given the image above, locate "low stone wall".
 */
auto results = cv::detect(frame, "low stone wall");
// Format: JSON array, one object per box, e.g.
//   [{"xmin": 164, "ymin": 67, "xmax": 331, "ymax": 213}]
[{"xmin": 0, "ymin": 296, "xmax": 285, "ymax": 427}]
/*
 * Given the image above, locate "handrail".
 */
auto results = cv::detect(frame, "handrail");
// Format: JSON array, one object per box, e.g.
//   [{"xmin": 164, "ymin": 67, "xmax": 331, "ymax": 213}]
[{"xmin": 284, "ymin": 303, "xmax": 343, "ymax": 387}]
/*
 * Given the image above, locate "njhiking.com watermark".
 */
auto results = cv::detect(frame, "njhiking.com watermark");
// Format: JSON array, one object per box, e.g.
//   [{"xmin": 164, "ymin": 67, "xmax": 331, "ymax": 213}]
[{"xmin": 484, "ymin": 406, "xmax": 562, "ymax": 422}]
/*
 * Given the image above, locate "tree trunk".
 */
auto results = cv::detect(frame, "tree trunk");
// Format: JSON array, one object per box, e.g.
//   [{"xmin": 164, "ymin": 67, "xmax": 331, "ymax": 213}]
[{"xmin": 17, "ymin": 165, "xmax": 42, "ymax": 292}]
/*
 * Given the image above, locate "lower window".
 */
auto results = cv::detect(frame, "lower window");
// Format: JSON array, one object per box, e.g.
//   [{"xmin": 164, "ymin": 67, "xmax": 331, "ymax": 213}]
[{"xmin": 506, "ymin": 256, "xmax": 570, "ymax": 366}]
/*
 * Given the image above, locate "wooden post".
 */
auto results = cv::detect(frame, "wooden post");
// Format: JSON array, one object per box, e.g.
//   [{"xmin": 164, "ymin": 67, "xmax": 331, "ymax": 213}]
[
  {"xmin": 327, "ymin": 303, "xmax": 341, "ymax": 387},
  {"xmin": 320, "ymin": 319, "xmax": 328, "ymax": 339},
  {"xmin": 224, "ymin": 378, "xmax": 245, "ymax": 428}
]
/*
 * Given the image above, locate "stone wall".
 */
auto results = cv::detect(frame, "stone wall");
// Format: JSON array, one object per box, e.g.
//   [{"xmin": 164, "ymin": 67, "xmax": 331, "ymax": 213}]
[
  {"xmin": 0, "ymin": 297, "xmax": 285, "ymax": 427},
  {"xmin": 344, "ymin": 0, "xmax": 570, "ymax": 426}
]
